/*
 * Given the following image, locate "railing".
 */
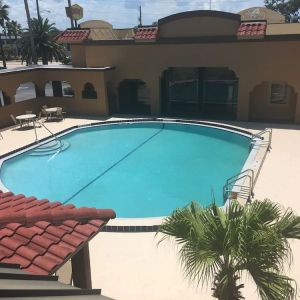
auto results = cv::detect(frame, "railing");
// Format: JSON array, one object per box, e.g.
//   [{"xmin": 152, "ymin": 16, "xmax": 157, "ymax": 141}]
[
  {"xmin": 223, "ymin": 169, "xmax": 254, "ymax": 203},
  {"xmin": 223, "ymin": 128, "xmax": 272, "ymax": 204},
  {"xmin": 34, "ymin": 120, "xmax": 63, "ymax": 149},
  {"xmin": 251, "ymin": 128, "xmax": 272, "ymax": 151}
]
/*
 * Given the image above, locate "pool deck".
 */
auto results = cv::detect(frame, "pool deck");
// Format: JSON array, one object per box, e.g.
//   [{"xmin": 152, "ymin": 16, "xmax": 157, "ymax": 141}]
[{"xmin": 1, "ymin": 116, "xmax": 300, "ymax": 299}]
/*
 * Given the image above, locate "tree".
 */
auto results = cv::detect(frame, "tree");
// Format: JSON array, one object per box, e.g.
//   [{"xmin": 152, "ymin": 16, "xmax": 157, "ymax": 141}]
[
  {"xmin": 20, "ymin": 17, "xmax": 65, "ymax": 65},
  {"xmin": 0, "ymin": 0, "xmax": 9, "ymax": 68},
  {"xmin": 158, "ymin": 200, "xmax": 300, "ymax": 300},
  {"xmin": 265, "ymin": 0, "xmax": 300, "ymax": 22},
  {"xmin": 6, "ymin": 20, "xmax": 22, "ymax": 57}
]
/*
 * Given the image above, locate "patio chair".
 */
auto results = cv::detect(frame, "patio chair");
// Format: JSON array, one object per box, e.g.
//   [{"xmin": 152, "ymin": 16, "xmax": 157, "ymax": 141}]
[
  {"xmin": 55, "ymin": 107, "xmax": 66, "ymax": 120},
  {"xmin": 10, "ymin": 114, "xmax": 21, "ymax": 129},
  {"xmin": 42, "ymin": 105, "xmax": 48, "ymax": 109}
]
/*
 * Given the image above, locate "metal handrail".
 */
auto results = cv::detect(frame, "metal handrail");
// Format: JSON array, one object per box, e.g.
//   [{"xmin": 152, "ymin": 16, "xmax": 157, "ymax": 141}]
[
  {"xmin": 223, "ymin": 169, "xmax": 254, "ymax": 203},
  {"xmin": 34, "ymin": 120, "xmax": 63, "ymax": 149},
  {"xmin": 226, "ymin": 168, "xmax": 254, "ymax": 187},
  {"xmin": 251, "ymin": 128, "xmax": 272, "ymax": 150}
]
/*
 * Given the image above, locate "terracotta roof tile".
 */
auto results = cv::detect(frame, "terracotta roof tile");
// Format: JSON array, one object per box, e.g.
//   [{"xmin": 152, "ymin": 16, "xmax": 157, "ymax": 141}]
[
  {"xmin": 0, "ymin": 190, "xmax": 115, "ymax": 275},
  {"xmin": 135, "ymin": 27, "xmax": 158, "ymax": 41},
  {"xmin": 56, "ymin": 29, "xmax": 90, "ymax": 43},
  {"xmin": 237, "ymin": 21, "xmax": 267, "ymax": 39}
]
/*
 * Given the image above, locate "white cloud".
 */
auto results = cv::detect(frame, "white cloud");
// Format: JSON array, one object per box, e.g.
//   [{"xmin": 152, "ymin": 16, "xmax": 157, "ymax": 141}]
[{"xmin": 6, "ymin": 0, "xmax": 264, "ymax": 30}]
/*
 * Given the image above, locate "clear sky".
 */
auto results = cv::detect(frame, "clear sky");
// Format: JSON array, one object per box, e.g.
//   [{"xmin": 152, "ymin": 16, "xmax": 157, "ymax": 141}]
[{"xmin": 6, "ymin": 0, "xmax": 264, "ymax": 30}]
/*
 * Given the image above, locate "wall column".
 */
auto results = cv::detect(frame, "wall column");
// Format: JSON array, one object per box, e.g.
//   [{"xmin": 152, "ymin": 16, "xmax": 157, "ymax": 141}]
[
  {"xmin": 145, "ymin": 76, "xmax": 160, "ymax": 116},
  {"xmin": 236, "ymin": 78, "xmax": 253, "ymax": 122},
  {"xmin": 71, "ymin": 244, "xmax": 92, "ymax": 289}
]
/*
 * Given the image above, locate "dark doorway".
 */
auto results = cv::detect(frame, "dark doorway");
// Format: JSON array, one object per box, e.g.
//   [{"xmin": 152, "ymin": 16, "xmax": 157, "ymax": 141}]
[
  {"xmin": 161, "ymin": 67, "xmax": 238, "ymax": 120},
  {"xmin": 118, "ymin": 79, "xmax": 151, "ymax": 115}
]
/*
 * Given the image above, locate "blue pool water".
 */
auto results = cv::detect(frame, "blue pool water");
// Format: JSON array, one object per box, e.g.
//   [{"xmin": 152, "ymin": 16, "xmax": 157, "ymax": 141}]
[{"xmin": 0, "ymin": 122, "xmax": 250, "ymax": 217}]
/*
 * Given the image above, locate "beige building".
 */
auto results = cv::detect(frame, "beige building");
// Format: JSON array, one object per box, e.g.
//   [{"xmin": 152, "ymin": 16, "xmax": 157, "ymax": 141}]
[{"xmin": 1, "ymin": 7, "xmax": 300, "ymax": 128}]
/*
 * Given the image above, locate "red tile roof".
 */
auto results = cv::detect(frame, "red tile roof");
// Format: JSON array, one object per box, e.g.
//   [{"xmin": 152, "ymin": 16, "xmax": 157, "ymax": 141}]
[
  {"xmin": 237, "ymin": 21, "xmax": 267, "ymax": 39},
  {"xmin": 0, "ymin": 190, "xmax": 115, "ymax": 275},
  {"xmin": 56, "ymin": 29, "xmax": 90, "ymax": 43},
  {"xmin": 135, "ymin": 27, "xmax": 158, "ymax": 41}
]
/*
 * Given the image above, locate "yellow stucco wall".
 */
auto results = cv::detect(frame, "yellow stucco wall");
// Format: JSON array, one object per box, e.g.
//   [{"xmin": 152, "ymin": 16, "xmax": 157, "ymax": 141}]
[
  {"xmin": 77, "ymin": 40, "xmax": 300, "ymax": 122},
  {"xmin": 159, "ymin": 16, "xmax": 240, "ymax": 37},
  {"xmin": 267, "ymin": 23, "xmax": 300, "ymax": 35},
  {"xmin": 0, "ymin": 68, "xmax": 112, "ymax": 128}
]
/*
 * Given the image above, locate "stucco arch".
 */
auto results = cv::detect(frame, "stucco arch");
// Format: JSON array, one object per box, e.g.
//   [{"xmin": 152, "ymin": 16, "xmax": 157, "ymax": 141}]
[{"xmin": 249, "ymin": 81, "xmax": 297, "ymax": 123}]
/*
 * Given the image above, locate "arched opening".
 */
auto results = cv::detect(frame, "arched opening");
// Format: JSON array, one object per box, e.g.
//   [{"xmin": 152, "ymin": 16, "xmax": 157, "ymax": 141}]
[
  {"xmin": 82, "ymin": 82, "xmax": 97, "ymax": 99},
  {"xmin": 15, "ymin": 82, "xmax": 37, "ymax": 102},
  {"xmin": 161, "ymin": 67, "xmax": 238, "ymax": 120},
  {"xmin": 0, "ymin": 90, "xmax": 11, "ymax": 106},
  {"xmin": 118, "ymin": 79, "xmax": 151, "ymax": 115},
  {"xmin": 249, "ymin": 81, "xmax": 297, "ymax": 123},
  {"xmin": 44, "ymin": 81, "xmax": 74, "ymax": 98},
  {"xmin": 62, "ymin": 81, "xmax": 74, "ymax": 97},
  {"xmin": 45, "ymin": 81, "xmax": 54, "ymax": 97}
]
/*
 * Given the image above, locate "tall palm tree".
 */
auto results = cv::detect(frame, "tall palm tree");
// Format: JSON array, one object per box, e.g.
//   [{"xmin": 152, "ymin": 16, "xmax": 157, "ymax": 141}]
[
  {"xmin": 6, "ymin": 20, "xmax": 22, "ymax": 57},
  {"xmin": 20, "ymin": 17, "xmax": 65, "ymax": 65},
  {"xmin": 0, "ymin": 0, "xmax": 9, "ymax": 68},
  {"xmin": 24, "ymin": 0, "xmax": 37, "ymax": 64},
  {"xmin": 158, "ymin": 200, "xmax": 300, "ymax": 300}
]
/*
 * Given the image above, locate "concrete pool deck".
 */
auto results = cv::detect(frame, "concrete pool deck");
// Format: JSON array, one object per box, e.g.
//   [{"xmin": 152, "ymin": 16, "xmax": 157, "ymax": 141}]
[{"xmin": 1, "ymin": 116, "xmax": 300, "ymax": 299}]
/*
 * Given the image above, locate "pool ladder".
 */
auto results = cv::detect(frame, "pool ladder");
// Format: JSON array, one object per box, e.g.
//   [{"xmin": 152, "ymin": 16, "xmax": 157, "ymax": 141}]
[
  {"xmin": 32, "ymin": 120, "xmax": 65, "ymax": 156},
  {"xmin": 223, "ymin": 169, "xmax": 254, "ymax": 204},
  {"xmin": 223, "ymin": 128, "xmax": 272, "ymax": 204}
]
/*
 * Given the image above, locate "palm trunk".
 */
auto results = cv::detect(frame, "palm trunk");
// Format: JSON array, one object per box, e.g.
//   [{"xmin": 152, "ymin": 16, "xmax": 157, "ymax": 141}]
[
  {"xmin": 212, "ymin": 266, "xmax": 244, "ymax": 300},
  {"xmin": 0, "ymin": 36, "xmax": 6, "ymax": 68},
  {"xmin": 14, "ymin": 34, "xmax": 18, "ymax": 57},
  {"xmin": 36, "ymin": 0, "xmax": 41, "ymax": 20},
  {"xmin": 24, "ymin": 0, "xmax": 38, "ymax": 64}
]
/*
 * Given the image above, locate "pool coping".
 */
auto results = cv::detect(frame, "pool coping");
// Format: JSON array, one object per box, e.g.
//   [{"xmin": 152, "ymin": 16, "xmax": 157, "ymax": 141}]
[{"xmin": 0, "ymin": 118, "xmax": 267, "ymax": 232}]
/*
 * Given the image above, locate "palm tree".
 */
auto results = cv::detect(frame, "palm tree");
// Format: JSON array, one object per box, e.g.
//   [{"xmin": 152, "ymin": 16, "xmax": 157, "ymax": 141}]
[
  {"xmin": 6, "ymin": 20, "xmax": 22, "ymax": 57},
  {"xmin": 158, "ymin": 200, "xmax": 300, "ymax": 300},
  {"xmin": 20, "ymin": 17, "xmax": 65, "ymax": 65},
  {"xmin": 0, "ymin": 0, "xmax": 9, "ymax": 68}
]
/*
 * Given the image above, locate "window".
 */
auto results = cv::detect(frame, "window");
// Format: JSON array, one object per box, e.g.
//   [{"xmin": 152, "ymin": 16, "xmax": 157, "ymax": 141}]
[
  {"xmin": 270, "ymin": 83, "xmax": 286, "ymax": 104},
  {"xmin": 15, "ymin": 82, "xmax": 37, "ymax": 102},
  {"xmin": 82, "ymin": 82, "xmax": 97, "ymax": 99}
]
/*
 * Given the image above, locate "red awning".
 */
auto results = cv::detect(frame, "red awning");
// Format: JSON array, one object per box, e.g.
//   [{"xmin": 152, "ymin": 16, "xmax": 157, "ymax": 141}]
[
  {"xmin": 135, "ymin": 27, "xmax": 158, "ymax": 41},
  {"xmin": 56, "ymin": 29, "xmax": 90, "ymax": 43},
  {"xmin": 237, "ymin": 21, "xmax": 267, "ymax": 39}
]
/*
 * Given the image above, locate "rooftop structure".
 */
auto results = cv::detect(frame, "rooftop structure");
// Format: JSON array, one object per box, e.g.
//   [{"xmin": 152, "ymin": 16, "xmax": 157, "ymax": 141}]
[
  {"xmin": 1, "ymin": 7, "xmax": 300, "ymax": 128},
  {"xmin": 0, "ymin": 190, "xmax": 115, "ymax": 290}
]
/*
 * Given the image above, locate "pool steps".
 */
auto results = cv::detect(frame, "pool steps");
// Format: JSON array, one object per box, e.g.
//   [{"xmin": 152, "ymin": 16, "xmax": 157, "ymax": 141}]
[{"xmin": 29, "ymin": 140, "xmax": 70, "ymax": 156}]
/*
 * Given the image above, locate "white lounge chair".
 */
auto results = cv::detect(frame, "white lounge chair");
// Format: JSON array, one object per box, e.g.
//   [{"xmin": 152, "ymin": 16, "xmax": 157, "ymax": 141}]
[{"xmin": 10, "ymin": 114, "xmax": 21, "ymax": 129}]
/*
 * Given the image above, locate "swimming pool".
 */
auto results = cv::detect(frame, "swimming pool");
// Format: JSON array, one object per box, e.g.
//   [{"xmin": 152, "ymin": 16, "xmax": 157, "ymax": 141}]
[{"xmin": 0, "ymin": 121, "xmax": 251, "ymax": 218}]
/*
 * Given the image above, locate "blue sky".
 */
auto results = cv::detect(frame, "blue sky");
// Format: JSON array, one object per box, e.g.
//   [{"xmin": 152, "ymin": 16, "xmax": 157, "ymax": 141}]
[{"xmin": 6, "ymin": 0, "xmax": 264, "ymax": 30}]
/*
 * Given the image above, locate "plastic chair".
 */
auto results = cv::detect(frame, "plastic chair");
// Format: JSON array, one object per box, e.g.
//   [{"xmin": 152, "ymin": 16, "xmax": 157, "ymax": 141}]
[
  {"xmin": 10, "ymin": 114, "xmax": 21, "ymax": 128},
  {"xmin": 56, "ymin": 107, "xmax": 66, "ymax": 120}
]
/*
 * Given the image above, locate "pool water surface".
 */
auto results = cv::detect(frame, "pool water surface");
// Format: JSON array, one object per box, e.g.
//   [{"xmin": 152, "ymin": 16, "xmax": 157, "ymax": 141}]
[{"xmin": 0, "ymin": 122, "xmax": 251, "ymax": 217}]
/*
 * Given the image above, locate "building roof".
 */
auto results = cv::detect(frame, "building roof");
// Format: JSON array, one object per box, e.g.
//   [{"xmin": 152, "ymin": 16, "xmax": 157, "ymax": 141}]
[
  {"xmin": 89, "ymin": 28, "xmax": 134, "ymax": 41},
  {"xmin": 239, "ymin": 7, "xmax": 285, "ymax": 23},
  {"xmin": 56, "ymin": 29, "xmax": 90, "ymax": 43},
  {"xmin": 237, "ymin": 21, "xmax": 267, "ymax": 39},
  {"xmin": 0, "ymin": 262, "xmax": 115, "ymax": 299},
  {"xmin": 158, "ymin": 10, "xmax": 241, "ymax": 25},
  {"xmin": 135, "ymin": 27, "xmax": 158, "ymax": 41},
  {"xmin": 0, "ymin": 190, "xmax": 115, "ymax": 275}
]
